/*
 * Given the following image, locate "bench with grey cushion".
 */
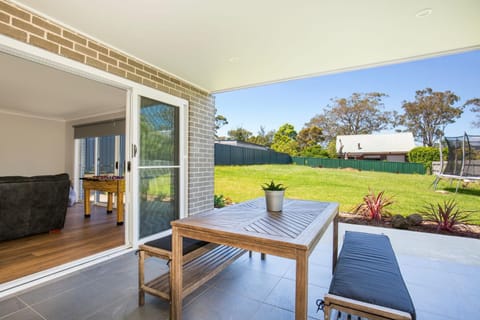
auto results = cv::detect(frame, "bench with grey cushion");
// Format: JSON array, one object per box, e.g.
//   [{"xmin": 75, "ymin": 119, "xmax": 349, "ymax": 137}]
[
  {"xmin": 323, "ymin": 231, "xmax": 416, "ymax": 320},
  {"xmin": 138, "ymin": 234, "xmax": 246, "ymax": 305}
]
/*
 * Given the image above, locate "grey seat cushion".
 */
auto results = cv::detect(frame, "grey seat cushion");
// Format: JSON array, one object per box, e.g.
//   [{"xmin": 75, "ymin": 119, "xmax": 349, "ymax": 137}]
[
  {"xmin": 329, "ymin": 231, "xmax": 416, "ymax": 319},
  {"xmin": 144, "ymin": 235, "xmax": 208, "ymax": 255}
]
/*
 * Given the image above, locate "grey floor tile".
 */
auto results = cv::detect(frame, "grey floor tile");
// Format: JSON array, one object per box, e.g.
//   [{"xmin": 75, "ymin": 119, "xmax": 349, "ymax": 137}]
[
  {"xmin": 183, "ymin": 287, "xmax": 262, "ymax": 320},
  {"xmin": 0, "ymin": 297, "xmax": 28, "ymax": 318},
  {"xmin": 85, "ymin": 289, "xmax": 169, "ymax": 320},
  {"xmin": 31, "ymin": 276, "xmax": 133, "ymax": 320},
  {"xmin": 209, "ymin": 262, "xmax": 282, "ymax": 301},
  {"xmin": 236, "ymin": 253, "xmax": 295, "ymax": 277},
  {"xmin": 0, "ymin": 307, "xmax": 45, "ymax": 320},
  {"xmin": 251, "ymin": 304, "xmax": 294, "ymax": 320},
  {"xmin": 283, "ymin": 262, "xmax": 331, "ymax": 288},
  {"xmin": 264, "ymin": 278, "xmax": 327, "ymax": 320},
  {"xmin": 18, "ymin": 271, "xmax": 91, "ymax": 306}
]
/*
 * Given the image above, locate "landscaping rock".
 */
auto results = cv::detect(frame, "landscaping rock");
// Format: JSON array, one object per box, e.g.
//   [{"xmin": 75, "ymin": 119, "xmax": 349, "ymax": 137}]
[
  {"xmin": 392, "ymin": 215, "xmax": 409, "ymax": 229},
  {"xmin": 406, "ymin": 213, "xmax": 423, "ymax": 226}
]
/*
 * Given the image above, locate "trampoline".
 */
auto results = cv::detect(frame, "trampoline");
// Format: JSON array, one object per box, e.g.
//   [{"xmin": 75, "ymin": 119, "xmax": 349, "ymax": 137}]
[{"xmin": 433, "ymin": 133, "xmax": 480, "ymax": 192}]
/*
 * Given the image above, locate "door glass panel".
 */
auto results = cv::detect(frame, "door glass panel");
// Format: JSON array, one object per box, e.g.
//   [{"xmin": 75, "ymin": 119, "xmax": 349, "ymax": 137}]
[
  {"xmin": 140, "ymin": 97, "xmax": 179, "ymax": 166},
  {"xmin": 139, "ymin": 97, "xmax": 180, "ymax": 238},
  {"xmin": 139, "ymin": 168, "xmax": 179, "ymax": 238}
]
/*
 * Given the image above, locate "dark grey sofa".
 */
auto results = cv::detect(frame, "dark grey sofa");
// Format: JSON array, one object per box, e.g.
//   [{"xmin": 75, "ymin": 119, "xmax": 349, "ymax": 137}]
[{"xmin": 0, "ymin": 173, "xmax": 70, "ymax": 242}]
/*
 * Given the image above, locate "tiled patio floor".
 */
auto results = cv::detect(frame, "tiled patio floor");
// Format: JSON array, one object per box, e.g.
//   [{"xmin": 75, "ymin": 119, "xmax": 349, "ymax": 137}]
[{"xmin": 1, "ymin": 223, "xmax": 479, "ymax": 320}]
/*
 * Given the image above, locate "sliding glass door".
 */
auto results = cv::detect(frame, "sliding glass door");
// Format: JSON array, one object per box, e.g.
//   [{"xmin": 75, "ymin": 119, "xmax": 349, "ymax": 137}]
[{"xmin": 131, "ymin": 88, "xmax": 187, "ymax": 241}]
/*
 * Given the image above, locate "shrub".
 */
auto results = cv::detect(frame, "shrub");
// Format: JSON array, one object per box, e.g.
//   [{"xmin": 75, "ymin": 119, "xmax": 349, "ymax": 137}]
[
  {"xmin": 214, "ymin": 194, "xmax": 226, "ymax": 208},
  {"xmin": 420, "ymin": 199, "xmax": 474, "ymax": 232},
  {"xmin": 407, "ymin": 146, "xmax": 446, "ymax": 174},
  {"xmin": 353, "ymin": 189, "xmax": 394, "ymax": 222}
]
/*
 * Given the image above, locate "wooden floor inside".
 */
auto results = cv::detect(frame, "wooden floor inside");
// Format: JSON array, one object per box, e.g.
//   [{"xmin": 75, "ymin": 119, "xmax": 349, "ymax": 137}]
[{"xmin": 0, "ymin": 203, "xmax": 125, "ymax": 284}]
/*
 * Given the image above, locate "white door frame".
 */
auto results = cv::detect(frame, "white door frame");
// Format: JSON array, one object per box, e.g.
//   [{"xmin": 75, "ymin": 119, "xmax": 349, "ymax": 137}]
[{"xmin": 130, "ymin": 85, "xmax": 188, "ymax": 247}]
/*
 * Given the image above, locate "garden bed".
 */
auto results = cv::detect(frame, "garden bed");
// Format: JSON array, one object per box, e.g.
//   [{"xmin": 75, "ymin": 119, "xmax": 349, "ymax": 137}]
[{"xmin": 339, "ymin": 212, "xmax": 480, "ymax": 239}]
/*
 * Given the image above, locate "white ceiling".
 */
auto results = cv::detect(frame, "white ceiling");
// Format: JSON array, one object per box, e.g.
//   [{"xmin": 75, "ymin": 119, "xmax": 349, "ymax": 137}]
[
  {"xmin": 11, "ymin": 0, "xmax": 480, "ymax": 93},
  {"xmin": 0, "ymin": 51, "xmax": 126, "ymax": 121}
]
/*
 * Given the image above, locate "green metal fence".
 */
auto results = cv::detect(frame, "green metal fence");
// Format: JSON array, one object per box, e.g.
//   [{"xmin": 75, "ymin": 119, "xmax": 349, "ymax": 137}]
[
  {"xmin": 292, "ymin": 157, "xmax": 426, "ymax": 174},
  {"xmin": 215, "ymin": 144, "xmax": 291, "ymax": 165}
]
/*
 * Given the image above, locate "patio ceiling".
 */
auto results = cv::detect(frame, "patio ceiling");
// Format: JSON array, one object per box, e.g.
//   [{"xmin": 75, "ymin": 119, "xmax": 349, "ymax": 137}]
[{"xmin": 10, "ymin": 0, "xmax": 480, "ymax": 93}]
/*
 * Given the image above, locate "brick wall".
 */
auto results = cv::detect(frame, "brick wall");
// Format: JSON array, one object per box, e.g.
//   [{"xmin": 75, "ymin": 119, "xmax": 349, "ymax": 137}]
[{"xmin": 0, "ymin": 0, "xmax": 215, "ymax": 215}]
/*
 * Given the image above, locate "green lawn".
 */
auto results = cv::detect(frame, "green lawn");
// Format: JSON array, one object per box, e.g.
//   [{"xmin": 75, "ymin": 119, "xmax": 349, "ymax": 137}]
[{"xmin": 214, "ymin": 164, "xmax": 480, "ymax": 224}]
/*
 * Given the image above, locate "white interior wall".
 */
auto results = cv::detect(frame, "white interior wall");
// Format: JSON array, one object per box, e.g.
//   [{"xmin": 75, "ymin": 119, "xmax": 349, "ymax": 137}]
[{"xmin": 0, "ymin": 112, "xmax": 67, "ymax": 176}]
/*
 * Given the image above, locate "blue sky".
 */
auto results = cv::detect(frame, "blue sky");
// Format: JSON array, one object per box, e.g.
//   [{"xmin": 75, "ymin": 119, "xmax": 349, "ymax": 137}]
[{"xmin": 214, "ymin": 49, "xmax": 480, "ymax": 140}]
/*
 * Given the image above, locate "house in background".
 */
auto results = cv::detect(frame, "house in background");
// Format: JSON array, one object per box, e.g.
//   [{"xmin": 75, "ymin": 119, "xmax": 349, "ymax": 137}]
[
  {"xmin": 336, "ymin": 132, "xmax": 416, "ymax": 162},
  {"xmin": 215, "ymin": 140, "xmax": 268, "ymax": 151}
]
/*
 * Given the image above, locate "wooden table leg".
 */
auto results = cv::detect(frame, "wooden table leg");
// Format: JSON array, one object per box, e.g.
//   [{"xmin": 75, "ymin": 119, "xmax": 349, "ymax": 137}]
[
  {"xmin": 332, "ymin": 213, "xmax": 339, "ymax": 274},
  {"xmin": 171, "ymin": 227, "xmax": 183, "ymax": 320},
  {"xmin": 107, "ymin": 192, "xmax": 113, "ymax": 213},
  {"xmin": 116, "ymin": 191, "xmax": 124, "ymax": 225},
  {"xmin": 295, "ymin": 250, "xmax": 308, "ymax": 320},
  {"xmin": 84, "ymin": 188, "xmax": 91, "ymax": 218}
]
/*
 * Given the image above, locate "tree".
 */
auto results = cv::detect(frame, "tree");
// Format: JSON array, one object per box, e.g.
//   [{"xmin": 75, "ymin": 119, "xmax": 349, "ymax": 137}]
[
  {"xmin": 296, "ymin": 126, "xmax": 324, "ymax": 149},
  {"xmin": 247, "ymin": 126, "xmax": 275, "ymax": 147},
  {"xmin": 215, "ymin": 114, "xmax": 228, "ymax": 134},
  {"xmin": 464, "ymin": 98, "xmax": 480, "ymax": 128},
  {"xmin": 399, "ymin": 88, "xmax": 463, "ymax": 146},
  {"xmin": 227, "ymin": 127, "xmax": 252, "ymax": 141},
  {"xmin": 271, "ymin": 123, "xmax": 298, "ymax": 155},
  {"xmin": 306, "ymin": 92, "xmax": 393, "ymax": 143}
]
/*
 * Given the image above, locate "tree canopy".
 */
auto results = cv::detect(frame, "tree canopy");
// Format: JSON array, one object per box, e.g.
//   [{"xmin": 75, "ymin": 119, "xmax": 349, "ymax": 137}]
[
  {"xmin": 305, "ymin": 92, "xmax": 394, "ymax": 142},
  {"xmin": 270, "ymin": 123, "xmax": 298, "ymax": 155},
  {"xmin": 465, "ymin": 98, "xmax": 480, "ymax": 128},
  {"xmin": 399, "ymin": 88, "xmax": 463, "ymax": 146},
  {"xmin": 227, "ymin": 127, "xmax": 252, "ymax": 141}
]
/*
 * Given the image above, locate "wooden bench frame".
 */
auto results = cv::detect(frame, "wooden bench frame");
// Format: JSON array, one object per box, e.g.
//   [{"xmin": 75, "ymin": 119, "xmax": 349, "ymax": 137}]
[
  {"xmin": 138, "ymin": 241, "xmax": 246, "ymax": 305},
  {"xmin": 324, "ymin": 294, "xmax": 412, "ymax": 320}
]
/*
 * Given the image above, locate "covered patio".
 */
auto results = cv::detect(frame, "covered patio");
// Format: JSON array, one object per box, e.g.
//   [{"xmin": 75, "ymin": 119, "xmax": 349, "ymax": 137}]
[{"xmin": 2, "ymin": 223, "xmax": 479, "ymax": 320}]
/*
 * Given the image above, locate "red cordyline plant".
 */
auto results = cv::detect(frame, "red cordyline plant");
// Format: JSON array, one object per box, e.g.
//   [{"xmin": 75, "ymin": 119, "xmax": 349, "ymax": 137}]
[
  {"xmin": 420, "ymin": 199, "xmax": 474, "ymax": 232},
  {"xmin": 353, "ymin": 189, "xmax": 394, "ymax": 222}
]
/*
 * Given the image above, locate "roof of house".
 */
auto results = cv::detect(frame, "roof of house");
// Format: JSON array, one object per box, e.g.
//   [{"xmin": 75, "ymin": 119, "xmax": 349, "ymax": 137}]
[{"xmin": 336, "ymin": 132, "xmax": 416, "ymax": 154}]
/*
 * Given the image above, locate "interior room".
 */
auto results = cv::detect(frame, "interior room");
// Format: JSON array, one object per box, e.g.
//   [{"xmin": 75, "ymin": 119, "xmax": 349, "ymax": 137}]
[{"xmin": 0, "ymin": 51, "xmax": 128, "ymax": 285}]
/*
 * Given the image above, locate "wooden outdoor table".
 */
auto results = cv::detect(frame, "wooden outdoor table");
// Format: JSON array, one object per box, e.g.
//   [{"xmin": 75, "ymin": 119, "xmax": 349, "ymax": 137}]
[
  {"xmin": 170, "ymin": 198, "xmax": 339, "ymax": 320},
  {"xmin": 82, "ymin": 178, "xmax": 125, "ymax": 225}
]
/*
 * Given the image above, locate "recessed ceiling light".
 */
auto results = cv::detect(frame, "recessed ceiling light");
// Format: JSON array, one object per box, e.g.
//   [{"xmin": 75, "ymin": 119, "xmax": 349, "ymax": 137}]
[
  {"xmin": 416, "ymin": 8, "xmax": 433, "ymax": 18},
  {"xmin": 228, "ymin": 57, "xmax": 240, "ymax": 63}
]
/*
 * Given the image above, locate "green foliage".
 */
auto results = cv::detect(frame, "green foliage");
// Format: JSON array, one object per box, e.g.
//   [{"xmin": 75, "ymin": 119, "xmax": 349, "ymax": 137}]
[
  {"xmin": 353, "ymin": 189, "xmax": 394, "ymax": 222},
  {"xmin": 305, "ymin": 92, "xmax": 394, "ymax": 143},
  {"xmin": 227, "ymin": 127, "xmax": 252, "ymax": 141},
  {"xmin": 215, "ymin": 114, "xmax": 228, "ymax": 136},
  {"xmin": 297, "ymin": 145, "xmax": 329, "ymax": 158},
  {"xmin": 247, "ymin": 126, "xmax": 275, "ymax": 147},
  {"xmin": 214, "ymin": 194, "xmax": 226, "ymax": 208},
  {"xmin": 464, "ymin": 98, "xmax": 480, "ymax": 128},
  {"xmin": 261, "ymin": 180, "xmax": 287, "ymax": 191},
  {"xmin": 408, "ymin": 146, "xmax": 443, "ymax": 174},
  {"xmin": 420, "ymin": 199, "xmax": 474, "ymax": 232},
  {"xmin": 399, "ymin": 88, "xmax": 464, "ymax": 146},
  {"xmin": 271, "ymin": 123, "xmax": 299, "ymax": 155}
]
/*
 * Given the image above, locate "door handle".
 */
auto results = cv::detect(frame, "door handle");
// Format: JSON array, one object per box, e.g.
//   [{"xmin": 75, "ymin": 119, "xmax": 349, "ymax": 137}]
[
  {"xmin": 132, "ymin": 144, "xmax": 137, "ymax": 157},
  {"xmin": 127, "ymin": 161, "xmax": 131, "ymax": 172}
]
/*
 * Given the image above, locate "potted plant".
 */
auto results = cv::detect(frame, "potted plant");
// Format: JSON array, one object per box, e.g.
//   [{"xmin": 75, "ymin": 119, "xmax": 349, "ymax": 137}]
[{"xmin": 261, "ymin": 180, "xmax": 287, "ymax": 212}]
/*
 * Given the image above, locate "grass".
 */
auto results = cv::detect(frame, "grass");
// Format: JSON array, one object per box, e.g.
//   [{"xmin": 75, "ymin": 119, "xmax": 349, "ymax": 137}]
[{"xmin": 214, "ymin": 164, "xmax": 480, "ymax": 224}]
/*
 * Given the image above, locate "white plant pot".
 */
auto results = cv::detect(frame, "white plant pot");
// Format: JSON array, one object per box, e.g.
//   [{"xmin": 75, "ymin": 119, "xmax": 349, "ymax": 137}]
[{"xmin": 265, "ymin": 190, "xmax": 285, "ymax": 212}]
